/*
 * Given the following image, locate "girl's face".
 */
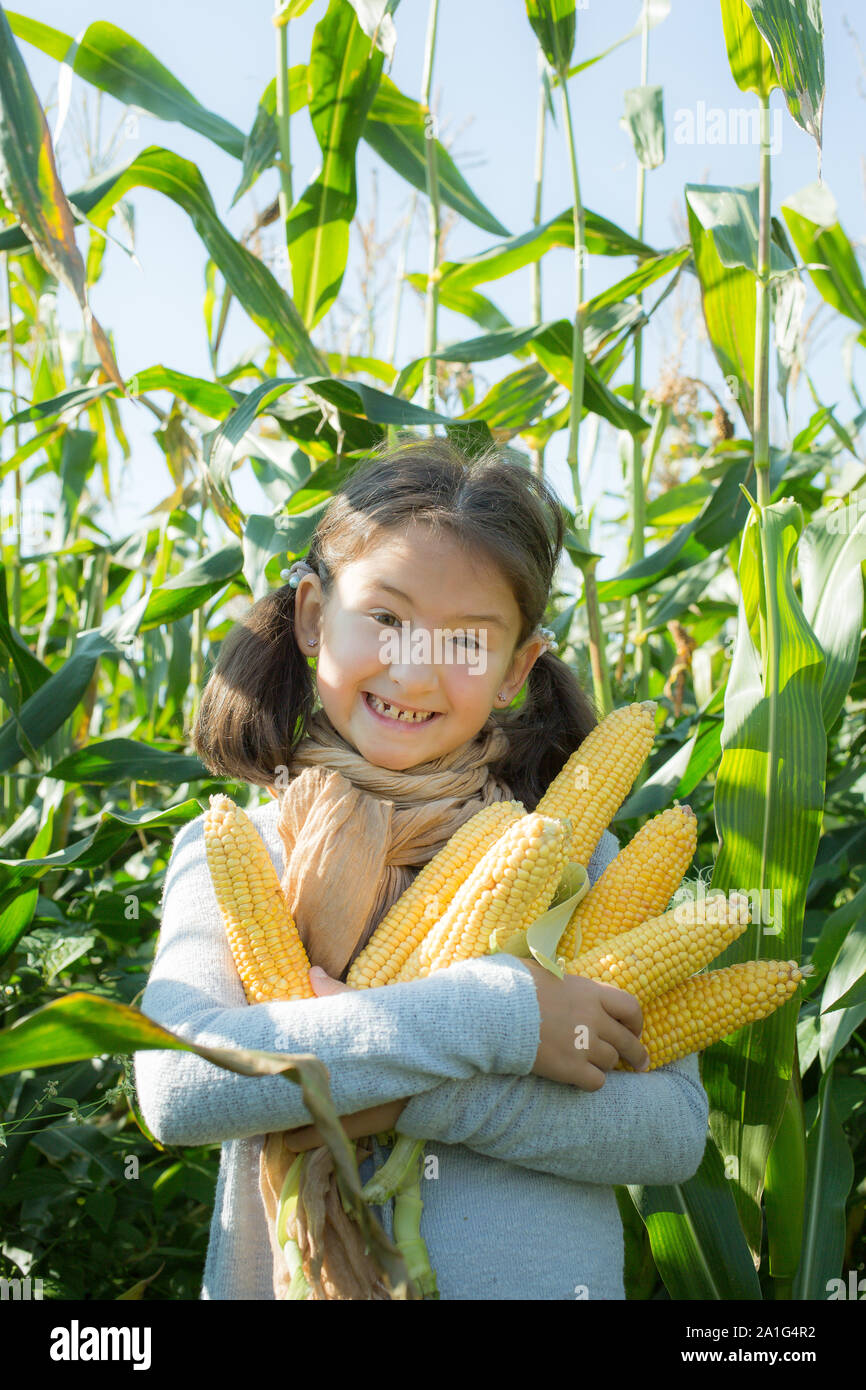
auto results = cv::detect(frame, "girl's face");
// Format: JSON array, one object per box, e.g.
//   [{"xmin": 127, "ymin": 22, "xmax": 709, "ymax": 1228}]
[{"xmin": 292, "ymin": 524, "xmax": 546, "ymax": 770}]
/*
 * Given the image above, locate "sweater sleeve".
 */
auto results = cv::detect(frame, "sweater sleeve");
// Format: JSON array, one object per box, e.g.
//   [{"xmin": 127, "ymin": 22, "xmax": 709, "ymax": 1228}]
[
  {"xmin": 133, "ymin": 813, "xmax": 542, "ymax": 1148},
  {"xmin": 393, "ymin": 825, "xmax": 710, "ymax": 1185},
  {"xmin": 395, "ymin": 1053, "xmax": 709, "ymax": 1185}
]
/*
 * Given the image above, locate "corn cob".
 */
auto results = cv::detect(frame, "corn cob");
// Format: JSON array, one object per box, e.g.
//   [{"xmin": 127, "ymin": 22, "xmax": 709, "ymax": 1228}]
[
  {"xmin": 563, "ymin": 892, "xmax": 751, "ymax": 1009},
  {"xmin": 203, "ymin": 793, "xmax": 315, "ymax": 1003},
  {"xmin": 559, "ymin": 803, "xmax": 698, "ymax": 960},
  {"xmin": 617, "ymin": 958, "xmax": 807, "ymax": 1070},
  {"xmin": 347, "ymin": 800, "xmax": 525, "ymax": 989},
  {"xmin": 395, "ymin": 812, "xmax": 572, "ymax": 980},
  {"xmin": 535, "ymin": 701, "xmax": 656, "ymax": 865}
]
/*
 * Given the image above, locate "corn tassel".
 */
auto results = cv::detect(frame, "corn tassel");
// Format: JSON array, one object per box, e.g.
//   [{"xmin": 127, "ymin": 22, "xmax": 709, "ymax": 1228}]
[
  {"xmin": 559, "ymin": 803, "xmax": 698, "ymax": 959},
  {"xmin": 564, "ymin": 892, "xmax": 751, "ymax": 1009},
  {"xmin": 395, "ymin": 812, "xmax": 572, "ymax": 980},
  {"xmin": 617, "ymin": 958, "xmax": 808, "ymax": 1070},
  {"xmin": 203, "ymin": 793, "xmax": 315, "ymax": 1003},
  {"xmin": 535, "ymin": 701, "xmax": 656, "ymax": 864},
  {"xmin": 347, "ymin": 800, "xmax": 525, "ymax": 989}
]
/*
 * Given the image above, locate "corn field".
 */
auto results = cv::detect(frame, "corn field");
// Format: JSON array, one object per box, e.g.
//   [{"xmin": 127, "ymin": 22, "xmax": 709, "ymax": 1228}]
[{"xmin": 0, "ymin": 0, "xmax": 864, "ymax": 1316}]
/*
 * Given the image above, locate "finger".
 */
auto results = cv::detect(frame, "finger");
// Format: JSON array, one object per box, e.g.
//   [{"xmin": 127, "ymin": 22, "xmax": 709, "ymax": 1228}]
[
  {"xmin": 309, "ymin": 965, "xmax": 352, "ymax": 996},
  {"xmin": 573, "ymin": 1062, "xmax": 608, "ymax": 1092},
  {"xmin": 586, "ymin": 1037, "xmax": 620, "ymax": 1074},
  {"xmin": 284, "ymin": 1124, "xmax": 322, "ymax": 1151},
  {"xmin": 600, "ymin": 1018, "xmax": 651, "ymax": 1072},
  {"xmin": 597, "ymin": 982, "xmax": 644, "ymax": 1036}
]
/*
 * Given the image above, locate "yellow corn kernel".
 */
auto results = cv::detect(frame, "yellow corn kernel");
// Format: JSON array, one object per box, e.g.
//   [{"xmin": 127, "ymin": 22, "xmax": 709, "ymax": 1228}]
[
  {"xmin": 203, "ymin": 793, "xmax": 315, "ymax": 1003},
  {"xmin": 346, "ymin": 800, "xmax": 525, "ymax": 989},
  {"xmin": 617, "ymin": 958, "xmax": 806, "ymax": 1070},
  {"xmin": 559, "ymin": 803, "xmax": 698, "ymax": 959},
  {"xmin": 564, "ymin": 892, "xmax": 751, "ymax": 1009},
  {"xmin": 396, "ymin": 813, "xmax": 572, "ymax": 980},
  {"xmin": 536, "ymin": 702, "xmax": 656, "ymax": 865}
]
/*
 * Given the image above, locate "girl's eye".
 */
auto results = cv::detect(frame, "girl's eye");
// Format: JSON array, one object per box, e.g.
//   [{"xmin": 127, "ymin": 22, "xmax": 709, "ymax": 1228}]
[{"xmin": 370, "ymin": 613, "xmax": 483, "ymax": 652}]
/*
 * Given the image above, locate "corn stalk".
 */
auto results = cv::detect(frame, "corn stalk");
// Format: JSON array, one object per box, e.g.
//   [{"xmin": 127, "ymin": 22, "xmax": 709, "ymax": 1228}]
[
  {"xmin": 273, "ymin": 0, "xmax": 295, "ymax": 241},
  {"xmin": 560, "ymin": 71, "xmax": 612, "ymax": 717},
  {"xmin": 628, "ymin": 14, "xmax": 651, "ymax": 702},
  {"xmin": 530, "ymin": 46, "xmax": 548, "ymax": 480},
  {"xmin": 753, "ymin": 93, "xmax": 772, "ymax": 508},
  {"xmin": 421, "ymin": 0, "xmax": 441, "ymax": 422}
]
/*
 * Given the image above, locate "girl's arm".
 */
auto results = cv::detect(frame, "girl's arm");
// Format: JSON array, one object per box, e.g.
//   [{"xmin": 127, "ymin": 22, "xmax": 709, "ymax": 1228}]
[
  {"xmin": 306, "ymin": 825, "xmax": 707, "ymax": 1185},
  {"xmin": 133, "ymin": 813, "xmax": 543, "ymax": 1148},
  {"xmin": 393, "ymin": 1053, "xmax": 709, "ymax": 1186}
]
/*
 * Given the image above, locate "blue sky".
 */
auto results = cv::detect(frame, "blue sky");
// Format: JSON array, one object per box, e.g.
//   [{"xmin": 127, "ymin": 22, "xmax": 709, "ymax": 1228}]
[{"xmin": 8, "ymin": 0, "xmax": 866, "ymax": 582}]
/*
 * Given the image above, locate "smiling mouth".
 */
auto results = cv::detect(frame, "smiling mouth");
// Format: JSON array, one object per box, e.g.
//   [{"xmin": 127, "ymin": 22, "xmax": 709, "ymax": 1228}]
[{"xmin": 364, "ymin": 691, "xmax": 440, "ymax": 724}]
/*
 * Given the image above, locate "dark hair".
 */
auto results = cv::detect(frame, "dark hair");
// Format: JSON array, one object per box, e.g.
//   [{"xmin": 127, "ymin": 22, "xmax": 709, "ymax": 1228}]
[{"xmin": 191, "ymin": 436, "xmax": 598, "ymax": 809}]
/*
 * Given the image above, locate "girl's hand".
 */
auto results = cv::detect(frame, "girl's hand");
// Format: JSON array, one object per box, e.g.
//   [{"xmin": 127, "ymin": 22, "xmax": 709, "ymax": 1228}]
[
  {"xmin": 309, "ymin": 965, "xmax": 351, "ymax": 996},
  {"xmin": 285, "ymin": 965, "xmax": 408, "ymax": 1148},
  {"xmin": 285, "ymin": 1099, "xmax": 409, "ymax": 1151},
  {"xmin": 523, "ymin": 959, "xmax": 650, "ymax": 1089}
]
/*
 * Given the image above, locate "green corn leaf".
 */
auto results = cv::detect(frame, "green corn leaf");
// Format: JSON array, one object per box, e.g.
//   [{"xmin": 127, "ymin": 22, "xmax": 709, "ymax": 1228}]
[
  {"xmin": 48, "ymin": 738, "xmax": 209, "ymax": 786},
  {"xmin": 0, "ymin": 802, "xmax": 201, "ymax": 960},
  {"xmin": 0, "ymin": 991, "xmax": 414, "ymax": 1298},
  {"xmin": 362, "ymin": 76, "xmax": 510, "ymax": 238},
  {"xmin": 568, "ymin": 1, "xmax": 670, "ymax": 79},
  {"xmin": 782, "ymin": 182, "xmax": 866, "ymax": 330},
  {"xmin": 0, "ymin": 630, "xmax": 124, "ymax": 775},
  {"xmin": 686, "ymin": 187, "xmax": 756, "ymax": 432},
  {"xmin": 0, "ymin": 6, "xmax": 122, "ymax": 388},
  {"xmin": 230, "ymin": 68, "xmax": 309, "ymax": 208},
  {"xmin": 620, "ymin": 85, "xmax": 665, "ymax": 170},
  {"xmin": 81, "ymin": 147, "xmax": 327, "ymax": 376},
  {"xmin": 141, "ymin": 543, "xmax": 244, "ymax": 629},
  {"xmin": 457, "ymin": 363, "xmax": 558, "ymax": 431},
  {"xmin": 6, "ymin": 11, "xmax": 246, "ymax": 157},
  {"xmin": 393, "ymin": 319, "xmax": 649, "ymax": 435},
  {"xmin": 798, "ymin": 506, "xmax": 866, "ymax": 731},
  {"xmin": 703, "ymin": 500, "xmax": 826, "ymax": 1259},
  {"xmin": 685, "ymin": 184, "xmax": 794, "ymax": 278},
  {"xmin": 286, "ymin": 0, "xmax": 384, "ymax": 330},
  {"xmin": 627, "ymin": 1133, "xmax": 762, "ymax": 1299},
  {"xmin": 793, "ymin": 1065, "xmax": 854, "ymax": 1298},
  {"xmin": 720, "ymin": 0, "xmax": 780, "ymax": 97},
  {"xmin": 586, "ymin": 246, "xmax": 690, "ymax": 312},
  {"xmin": 231, "ymin": 70, "xmax": 510, "ymax": 237},
  {"xmin": 597, "ymin": 450, "xmax": 796, "ymax": 602},
  {"xmin": 744, "ymin": 0, "xmax": 825, "ymax": 149},
  {"xmin": 763, "ymin": 1062, "xmax": 806, "ymax": 1286},
  {"xmin": 525, "ymin": 0, "xmax": 577, "ymax": 77},
  {"xmin": 204, "ymin": 375, "xmax": 451, "ymax": 510},
  {"xmin": 434, "ymin": 207, "xmax": 652, "ymax": 299}
]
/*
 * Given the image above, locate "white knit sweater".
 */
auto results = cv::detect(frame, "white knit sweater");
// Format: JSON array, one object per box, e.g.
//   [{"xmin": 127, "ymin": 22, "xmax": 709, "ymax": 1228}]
[{"xmin": 134, "ymin": 799, "xmax": 709, "ymax": 1300}]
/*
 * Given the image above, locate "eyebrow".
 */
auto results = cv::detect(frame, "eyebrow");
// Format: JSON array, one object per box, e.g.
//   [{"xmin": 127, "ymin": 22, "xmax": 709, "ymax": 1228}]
[{"xmin": 372, "ymin": 582, "xmax": 510, "ymax": 630}]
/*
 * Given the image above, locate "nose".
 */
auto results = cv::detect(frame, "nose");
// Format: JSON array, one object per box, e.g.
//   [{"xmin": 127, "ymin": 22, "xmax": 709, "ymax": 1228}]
[{"xmin": 379, "ymin": 622, "xmax": 441, "ymax": 697}]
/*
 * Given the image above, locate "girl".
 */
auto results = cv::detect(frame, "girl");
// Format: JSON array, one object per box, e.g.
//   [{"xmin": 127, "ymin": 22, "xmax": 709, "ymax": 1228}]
[{"xmin": 134, "ymin": 437, "xmax": 708, "ymax": 1301}]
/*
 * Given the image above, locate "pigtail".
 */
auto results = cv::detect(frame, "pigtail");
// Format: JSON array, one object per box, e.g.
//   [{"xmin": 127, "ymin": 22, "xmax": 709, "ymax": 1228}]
[
  {"xmin": 489, "ymin": 650, "xmax": 598, "ymax": 811},
  {"xmin": 190, "ymin": 578, "xmax": 318, "ymax": 788}
]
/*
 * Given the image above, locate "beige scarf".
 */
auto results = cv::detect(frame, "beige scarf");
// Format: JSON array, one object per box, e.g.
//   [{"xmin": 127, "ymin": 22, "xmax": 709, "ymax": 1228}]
[{"xmin": 258, "ymin": 704, "xmax": 516, "ymax": 1298}]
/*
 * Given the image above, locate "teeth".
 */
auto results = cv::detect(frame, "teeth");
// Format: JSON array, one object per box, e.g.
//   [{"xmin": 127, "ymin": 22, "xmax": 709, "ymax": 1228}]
[{"xmin": 367, "ymin": 693, "xmax": 434, "ymax": 723}]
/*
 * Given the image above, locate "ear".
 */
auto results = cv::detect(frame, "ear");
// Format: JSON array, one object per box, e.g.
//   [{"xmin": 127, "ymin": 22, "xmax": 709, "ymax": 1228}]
[
  {"xmin": 501, "ymin": 633, "xmax": 547, "ymax": 702},
  {"xmin": 266, "ymin": 785, "xmax": 278, "ymax": 800}
]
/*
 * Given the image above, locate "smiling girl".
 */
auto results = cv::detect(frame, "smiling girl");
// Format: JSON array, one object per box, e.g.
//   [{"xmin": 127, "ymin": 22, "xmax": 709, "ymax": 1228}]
[{"xmin": 134, "ymin": 437, "xmax": 708, "ymax": 1300}]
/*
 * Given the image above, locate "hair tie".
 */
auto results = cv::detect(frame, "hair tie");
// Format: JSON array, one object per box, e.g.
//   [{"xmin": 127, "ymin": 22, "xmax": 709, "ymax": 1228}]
[{"xmin": 281, "ymin": 559, "xmax": 317, "ymax": 589}]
